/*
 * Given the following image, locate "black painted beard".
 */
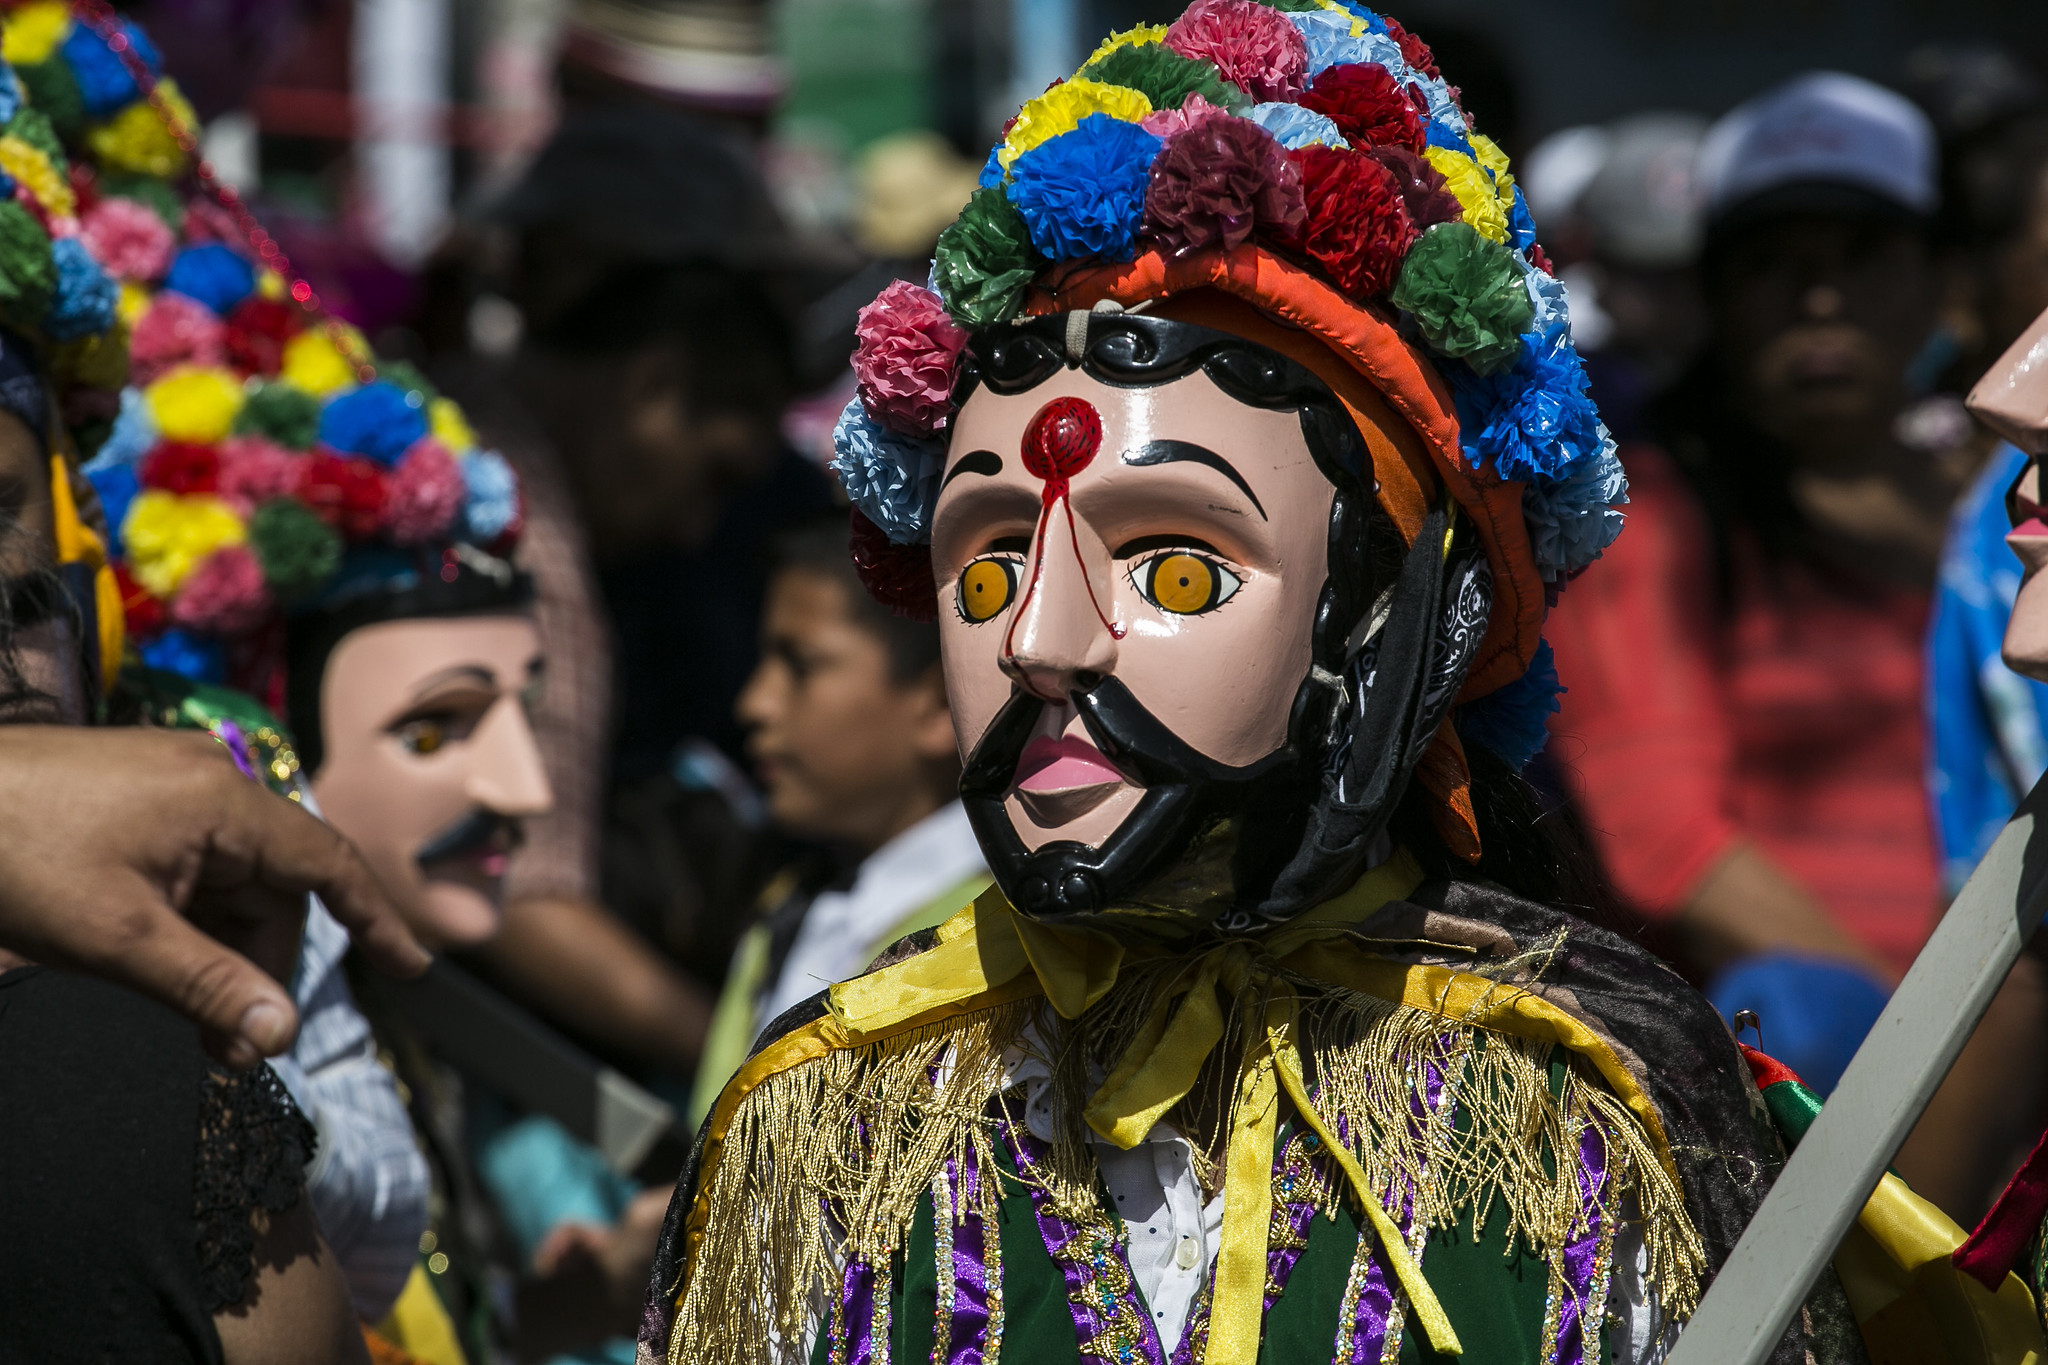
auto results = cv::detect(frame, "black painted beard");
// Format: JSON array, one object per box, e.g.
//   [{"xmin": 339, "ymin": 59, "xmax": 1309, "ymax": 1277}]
[{"xmin": 959, "ymin": 674, "xmax": 1319, "ymax": 940}]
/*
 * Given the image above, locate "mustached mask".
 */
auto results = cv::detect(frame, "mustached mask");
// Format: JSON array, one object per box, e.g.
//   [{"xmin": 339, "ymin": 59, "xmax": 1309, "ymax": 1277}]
[{"xmin": 950, "ymin": 311, "xmax": 1489, "ymax": 935}]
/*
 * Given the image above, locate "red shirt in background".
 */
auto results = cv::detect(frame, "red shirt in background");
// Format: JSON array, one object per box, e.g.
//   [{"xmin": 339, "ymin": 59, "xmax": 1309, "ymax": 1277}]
[{"xmin": 1543, "ymin": 445, "xmax": 1941, "ymax": 974}]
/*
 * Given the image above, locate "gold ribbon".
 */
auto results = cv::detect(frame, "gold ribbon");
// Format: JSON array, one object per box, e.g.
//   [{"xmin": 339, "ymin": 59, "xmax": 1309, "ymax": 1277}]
[
  {"xmin": 47, "ymin": 453, "xmax": 123, "ymax": 695},
  {"xmin": 826, "ymin": 849, "xmax": 1464, "ymax": 1355}
]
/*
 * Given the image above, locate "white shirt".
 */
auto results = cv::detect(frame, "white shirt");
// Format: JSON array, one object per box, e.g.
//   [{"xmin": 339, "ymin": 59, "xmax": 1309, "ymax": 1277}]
[{"xmin": 758, "ymin": 801, "xmax": 987, "ymax": 1025}]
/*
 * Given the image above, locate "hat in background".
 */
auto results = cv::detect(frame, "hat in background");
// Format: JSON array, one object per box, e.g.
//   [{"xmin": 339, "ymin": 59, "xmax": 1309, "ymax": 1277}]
[
  {"xmin": 852, "ymin": 131, "xmax": 980, "ymax": 261},
  {"xmin": 1697, "ymin": 71, "xmax": 1937, "ymax": 233},
  {"xmin": 561, "ymin": 0, "xmax": 783, "ymax": 114},
  {"xmin": 1579, "ymin": 112, "xmax": 1707, "ymax": 269}
]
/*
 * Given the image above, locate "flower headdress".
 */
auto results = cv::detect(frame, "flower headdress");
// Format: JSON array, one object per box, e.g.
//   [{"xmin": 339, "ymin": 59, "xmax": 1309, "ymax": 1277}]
[
  {"xmin": 0, "ymin": 1, "xmax": 523, "ymax": 704},
  {"xmin": 834, "ymin": 0, "xmax": 1623, "ymax": 777}
]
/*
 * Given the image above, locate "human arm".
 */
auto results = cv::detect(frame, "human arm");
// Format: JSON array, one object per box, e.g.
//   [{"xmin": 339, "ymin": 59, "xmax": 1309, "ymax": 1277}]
[
  {"xmin": 0, "ymin": 727, "xmax": 428, "ymax": 1066},
  {"xmin": 213, "ymin": 1201, "xmax": 371, "ymax": 1365}
]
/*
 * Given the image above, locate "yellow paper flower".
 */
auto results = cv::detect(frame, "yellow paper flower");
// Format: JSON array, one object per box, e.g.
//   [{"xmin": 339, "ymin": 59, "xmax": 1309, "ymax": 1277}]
[
  {"xmin": 1307, "ymin": 0, "xmax": 1368, "ymax": 36},
  {"xmin": 1425, "ymin": 146, "xmax": 1510, "ymax": 245},
  {"xmin": 3, "ymin": 0, "xmax": 71, "ymax": 66},
  {"xmin": 145, "ymin": 365, "xmax": 245, "ymax": 443},
  {"xmin": 256, "ymin": 269, "xmax": 287, "ymax": 300},
  {"xmin": 1468, "ymin": 132, "xmax": 1517, "ymax": 199},
  {"xmin": 427, "ymin": 397, "xmax": 475, "ymax": 454},
  {"xmin": 998, "ymin": 78, "xmax": 1153, "ymax": 170},
  {"xmin": 0, "ymin": 136, "xmax": 73, "ymax": 219},
  {"xmin": 116, "ymin": 280, "xmax": 150, "ymax": 328},
  {"xmin": 281, "ymin": 327, "xmax": 364, "ymax": 398},
  {"xmin": 1081, "ymin": 23, "xmax": 1167, "ymax": 70},
  {"xmin": 86, "ymin": 79, "xmax": 196, "ymax": 179},
  {"xmin": 122, "ymin": 491, "xmax": 247, "ymax": 598}
]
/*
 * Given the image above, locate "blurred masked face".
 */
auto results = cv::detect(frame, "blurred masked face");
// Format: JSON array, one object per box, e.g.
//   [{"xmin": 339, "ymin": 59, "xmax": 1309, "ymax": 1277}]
[
  {"xmin": 309, "ymin": 614, "xmax": 551, "ymax": 949},
  {"xmin": 736, "ymin": 565, "xmax": 954, "ymax": 853},
  {"xmin": 0, "ymin": 408, "xmax": 84, "ymax": 726},
  {"xmin": 1712, "ymin": 214, "xmax": 1938, "ymax": 453}
]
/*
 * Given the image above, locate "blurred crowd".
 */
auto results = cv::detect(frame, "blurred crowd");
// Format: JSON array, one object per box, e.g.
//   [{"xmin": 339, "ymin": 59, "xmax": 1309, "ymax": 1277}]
[{"xmin": 9, "ymin": 0, "xmax": 2048, "ymax": 1361}]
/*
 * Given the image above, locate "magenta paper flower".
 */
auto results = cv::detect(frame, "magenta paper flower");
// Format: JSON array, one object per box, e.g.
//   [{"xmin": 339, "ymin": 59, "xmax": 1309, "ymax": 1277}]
[
  {"xmin": 79, "ymin": 196, "xmax": 173, "ymax": 282},
  {"xmin": 1139, "ymin": 91, "xmax": 1232, "ymax": 140},
  {"xmin": 852, "ymin": 279, "xmax": 970, "ymax": 437},
  {"xmin": 130, "ymin": 291, "xmax": 226, "ymax": 385},
  {"xmin": 214, "ymin": 435, "xmax": 302, "ymax": 515},
  {"xmin": 170, "ymin": 544, "xmax": 273, "ymax": 635},
  {"xmin": 1145, "ymin": 115, "xmax": 1305, "ymax": 256},
  {"xmin": 1164, "ymin": 0, "xmax": 1307, "ymax": 104},
  {"xmin": 380, "ymin": 438, "xmax": 468, "ymax": 545}
]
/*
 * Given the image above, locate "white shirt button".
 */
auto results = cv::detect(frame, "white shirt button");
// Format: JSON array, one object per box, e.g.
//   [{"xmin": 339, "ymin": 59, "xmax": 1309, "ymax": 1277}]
[{"xmin": 1174, "ymin": 1235, "xmax": 1200, "ymax": 1271}]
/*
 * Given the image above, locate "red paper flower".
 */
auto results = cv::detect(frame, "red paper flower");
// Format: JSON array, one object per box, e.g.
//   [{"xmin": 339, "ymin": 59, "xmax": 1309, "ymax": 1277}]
[
  {"xmin": 1164, "ymin": 0, "xmax": 1307, "ymax": 104},
  {"xmin": 138, "ymin": 440, "xmax": 221, "ymax": 494},
  {"xmin": 68, "ymin": 163, "xmax": 98, "ymax": 216},
  {"xmin": 1528, "ymin": 242, "xmax": 1556, "ymax": 275},
  {"xmin": 223, "ymin": 297, "xmax": 302, "ymax": 377},
  {"xmin": 1382, "ymin": 16, "xmax": 1439, "ymax": 80},
  {"xmin": 1370, "ymin": 147, "xmax": 1465, "ymax": 230},
  {"xmin": 849, "ymin": 506, "xmax": 936, "ymax": 622},
  {"xmin": 297, "ymin": 450, "xmax": 389, "ymax": 541},
  {"xmin": 1282, "ymin": 146, "xmax": 1417, "ymax": 299},
  {"xmin": 1144, "ymin": 116, "xmax": 1305, "ymax": 257},
  {"xmin": 1301, "ymin": 63, "xmax": 1425, "ymax": 155},
  {"xmin": 114, "ymin": 562, "xmax": 164, "ymax": 639}
]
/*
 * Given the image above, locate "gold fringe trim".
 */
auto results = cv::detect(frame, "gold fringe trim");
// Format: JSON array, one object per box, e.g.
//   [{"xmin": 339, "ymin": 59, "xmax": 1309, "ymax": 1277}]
[{"xmin": 671, "ymin": 965, "xmax": 1706, "ymax": 1363}]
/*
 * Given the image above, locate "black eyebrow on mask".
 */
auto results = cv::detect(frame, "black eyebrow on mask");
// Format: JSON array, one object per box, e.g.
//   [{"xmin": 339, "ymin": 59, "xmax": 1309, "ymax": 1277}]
[
  {"xmin": 942, "ymin": 449, "xmax": 1003, "ymax": 488},
  {"xmin": 1120, "ymin": 439, "xmax": 1266, "ymax": 519}
]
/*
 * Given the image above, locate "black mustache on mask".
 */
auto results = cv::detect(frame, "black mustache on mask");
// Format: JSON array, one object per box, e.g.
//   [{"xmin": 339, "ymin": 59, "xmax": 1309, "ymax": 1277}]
[{"xmin": 414, "ymin": 807, "xmax": 526, "ymax": 868}]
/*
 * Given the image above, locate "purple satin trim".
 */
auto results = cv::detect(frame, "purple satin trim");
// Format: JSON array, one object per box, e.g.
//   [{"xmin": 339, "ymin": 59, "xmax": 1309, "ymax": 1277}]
[
  {"xmin": 213, "ymin": 719, "xmax": 257, "ymax": 781},
  {"xmin": 945, "ymin": 1154, "xmax": 994, "ymax": 1365},
  {"xmin": 1340, "ymin": 1054, "xmax": 1445, "ymax": 1362},
  {"xmin": 840, "ymin": 1253, "xmax": 880, "ymax": 1365},
  {"xmin": 1000, "ymin": 1118, "xmax": 1167, "ymax": 1365},
  {"xmin": 1550, "ymin": 1124, "xmax": 1610, "ymax": 1365}
]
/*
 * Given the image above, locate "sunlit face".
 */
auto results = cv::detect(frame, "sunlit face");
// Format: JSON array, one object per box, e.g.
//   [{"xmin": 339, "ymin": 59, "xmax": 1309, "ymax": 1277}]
[
  {"xmin": 308, "ymin": 614, "xmax": 551, "ymax": 949},
  {"xmin": 2006, "ymin": 459, "xmax": 2048, "ymax": 683},
  {"xmin": 932, "ymin": 364, "xmax": 1334, "ymax": 856}
]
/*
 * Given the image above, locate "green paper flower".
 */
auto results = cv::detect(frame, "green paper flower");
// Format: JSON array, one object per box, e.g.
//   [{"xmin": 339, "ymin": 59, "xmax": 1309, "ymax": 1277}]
[
  {"xmin": 248, "ymin": 497, "xmax": 341, "ymax": 602},
  {"xmin": 98, "ymin": 172, "xmax": 181, "ymax": 231},
  {"xmin": 377, "ymin": 359, "xmax": 439, "ymax": 406},
  {"xmin": 1390, "ymin": 222, "xmax": 1534, "ymax": 375},
  {"xmin": 234, "ymin": 381, "xmax": 322, "ymax": 450},
  {"xmin": 0, "ymin": 199, "xmax": 55, "ymax": 332},
  {"xmin": 1252, "ymin": 0, "xmax": 1329, "ymax": 10},
  {"xmin": 14, "ymin": 63, "xmax": 81, "ymax": 146},
  {"xmin": 934, "ymin": 187, "xmax": 1044, "ymax": 328},
  {"xmin": 1079, "ymin": 43, "xmax": 1247, "ymax": 113},
  {"xmin": 6, "ymin": 106, "xmax": 61, "ymax": 161}
]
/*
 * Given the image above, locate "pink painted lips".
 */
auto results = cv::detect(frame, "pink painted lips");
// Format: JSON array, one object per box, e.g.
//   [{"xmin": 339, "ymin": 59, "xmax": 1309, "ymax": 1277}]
[{"xmin": 1015, "ymin": 734, "xmax": 1126, "ymax": 792}]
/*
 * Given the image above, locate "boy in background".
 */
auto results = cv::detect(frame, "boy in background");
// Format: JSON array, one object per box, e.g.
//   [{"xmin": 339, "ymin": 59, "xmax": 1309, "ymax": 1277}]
[{"xmin": 688, "ymin": 518, "xmax": 986, "ymax": 1123}]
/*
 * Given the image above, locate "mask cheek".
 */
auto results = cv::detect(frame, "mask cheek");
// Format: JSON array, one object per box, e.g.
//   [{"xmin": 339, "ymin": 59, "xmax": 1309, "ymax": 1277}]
[{"xmin": 2004, "ymin": 561, "xmax": 2048, "ymax": 683}]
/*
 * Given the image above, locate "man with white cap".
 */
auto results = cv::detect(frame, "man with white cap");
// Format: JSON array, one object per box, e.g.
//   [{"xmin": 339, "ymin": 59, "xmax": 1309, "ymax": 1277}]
[{"xmin": 1547, "ymin": 70, "xmax": 2043, "ymax": 1220}]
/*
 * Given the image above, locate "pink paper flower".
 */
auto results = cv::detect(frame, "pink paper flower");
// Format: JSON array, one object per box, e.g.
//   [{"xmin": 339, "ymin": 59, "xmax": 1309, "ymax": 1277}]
[
  {"xmin": 130, "ymin": 291, "xmax": 226, "ymax": 385},
  {"xmin": 169, "ymin": 544, "xmax": 273, "ymax": 635},
  {"xmin": 1139, "ymin": 91, "xmax": 1231, "ymax": 140},
  {"xmin": 1165, "ymin": 0, "xmax": 1307, "ymax": 104},
  {"xmin": 80, "ymin": 197, "xmax": 172, "ymax": 281},
  {"xmin": 181, "ymin": 197, "xmax": 242, "ymax": 247},
  {"xmin": 215, "ymin": 435, "xmax": 302, "ymax": 515},
  {"xmin": 852, "ymin": 280, "xmax": 969, "ymax": 437},
  {"xmin": 1145, "ymin": 115, "xmax": 1305, "ymax": 257},
  {"xmin": 381, "ymin": 437, "xmax": 466, "ymax": 545}
]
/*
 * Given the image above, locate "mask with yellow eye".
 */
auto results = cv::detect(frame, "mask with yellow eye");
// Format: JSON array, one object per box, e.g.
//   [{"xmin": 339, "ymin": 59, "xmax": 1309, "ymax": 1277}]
[
  {"xmin": 957, "ymin": 555, "xmax": 1021, "ymax": 623},
  {"xmin": 1133, "ymin": 550, "xmax": 1241, "ymax": 615}
]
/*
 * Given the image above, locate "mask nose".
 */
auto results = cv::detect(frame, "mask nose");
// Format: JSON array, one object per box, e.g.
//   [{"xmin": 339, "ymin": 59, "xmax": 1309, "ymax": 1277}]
[
  {"xmin": 463, "ymin": 696, "xmax": 554, "ymax": 818},
  {"xmin": 1000, "ymin": 395, "xmax": 1119, "ymax": 699}
]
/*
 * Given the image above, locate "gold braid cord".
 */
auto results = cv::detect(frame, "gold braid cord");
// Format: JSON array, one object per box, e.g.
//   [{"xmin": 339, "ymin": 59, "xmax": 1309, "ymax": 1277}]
[{"xmin": 669, "ymin": 971, "xmax": 1704, "ymax": 1364}]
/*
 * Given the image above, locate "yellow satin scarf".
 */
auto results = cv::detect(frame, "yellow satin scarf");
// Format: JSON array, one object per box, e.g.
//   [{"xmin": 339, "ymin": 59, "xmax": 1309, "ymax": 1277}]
[
  {"xmin": 47, "ymin": 454, "xmax": 123, "ymax": 694},
  {"xmin": 828, "ymin": 851, "xmax": 1468, "ymax": 1358}
]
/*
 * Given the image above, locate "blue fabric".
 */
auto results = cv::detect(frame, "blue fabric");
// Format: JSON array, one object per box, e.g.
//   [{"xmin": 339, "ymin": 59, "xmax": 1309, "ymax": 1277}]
[
  {"xmin": 163, "ymin": 244, "xmax": 255, "ymax": 317},
  {"xmin": 1927, "ymin": 442, "xmax": 2048, "ymax": 895},
  {"xmin": 1706, "ymin": 953, "xmax": 1890, "ymax": 1096},
  {"xmin": 139, "ymin": 629, "xmax": 223, "ymax": 682}
]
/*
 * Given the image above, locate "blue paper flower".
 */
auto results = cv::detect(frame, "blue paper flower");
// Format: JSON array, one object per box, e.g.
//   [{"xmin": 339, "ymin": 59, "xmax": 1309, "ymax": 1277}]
[
  {"xmin": 88, "ymin": 461, "xmax": 139, "ymax": 539},
  {"xmin": 1244, "ymin": 102, "xmax": 1348, "ymax": 150},
  {"xmin": 0, "ymin": 67, "xmax": 22, "ymax": 127},
  {"xmin": 1006, "ymin": 114, "xmax": 1162, "ymax": 262},
  {"xmin": 163, "ymin": 244, "xmax": 256, "ymax": 317},
  {"xmin": 831, "ymin": 396, "xmax": 945, "ymax": 545},
  {"xmin": 141, "ymin": 628, "xmax": 225, "ymax": 682},
  {"xmin": 318, "ymin": 380, "xmax": 428, "ymax": 467},
  {"xmin": 1508, "ymin": 188, "xmax": 1538, "ymax": 254},
  {"xmin": 460, "ymin": 450, "xmax": 520, "ymax": 541},
  {"xmin": 1288, "ymin": 11, "xmax": 1401, "ymax": 77},
  {"xmin": 85, "ymin": 386, "xmax": 156, "ymax": 472},
  {"xmin": 1522, "ymin": 442, "xmax": 1627, "ymax": 577},
  {"xmin": 1448, "ymin": 270, "xmax": 1606, "ymax": 484},
  {"xmin": 60, "ymin": 18, "xmax": 162, "ymax": 118},
  {"xmin": 1330, "ymin": 1, "xmax": 1389, "ymax": 31},
  {"xmin": 1455, "ymin": 638, "xmax": 1563, "ymax": 770},
  {"xmin": 44, "ymin": 237, "xmax": 116, "ymax": 341},
  {"xmin": 979, "ymin": 144, "xmax": 1005, "ymax": 189}
]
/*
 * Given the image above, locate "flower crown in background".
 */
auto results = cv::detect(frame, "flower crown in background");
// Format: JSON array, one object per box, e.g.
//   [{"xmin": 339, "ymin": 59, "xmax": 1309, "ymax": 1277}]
[
  {"xmin": 0, "ymin": 0, "xmax": 522, "ymax": 690},
  {"xmin": 831, "ymin": 0, "xmax": 1625, "ymax": 647}
]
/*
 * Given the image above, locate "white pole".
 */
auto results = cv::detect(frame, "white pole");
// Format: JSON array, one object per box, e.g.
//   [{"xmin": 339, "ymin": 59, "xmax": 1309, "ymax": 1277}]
[
  {"xmin": 1010, "ymin": 0, "xmax": 1080, "ymax": 114},
  {"xmin": 354, "ymin": 0, "xmax": 451, "ymax": 268}
]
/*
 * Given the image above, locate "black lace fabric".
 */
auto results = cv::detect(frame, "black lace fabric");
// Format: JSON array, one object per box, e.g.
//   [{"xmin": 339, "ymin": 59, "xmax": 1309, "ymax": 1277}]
[{"xmin": 193, "ymin": 1063, "xmax": 318, "ymax": 1313}]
